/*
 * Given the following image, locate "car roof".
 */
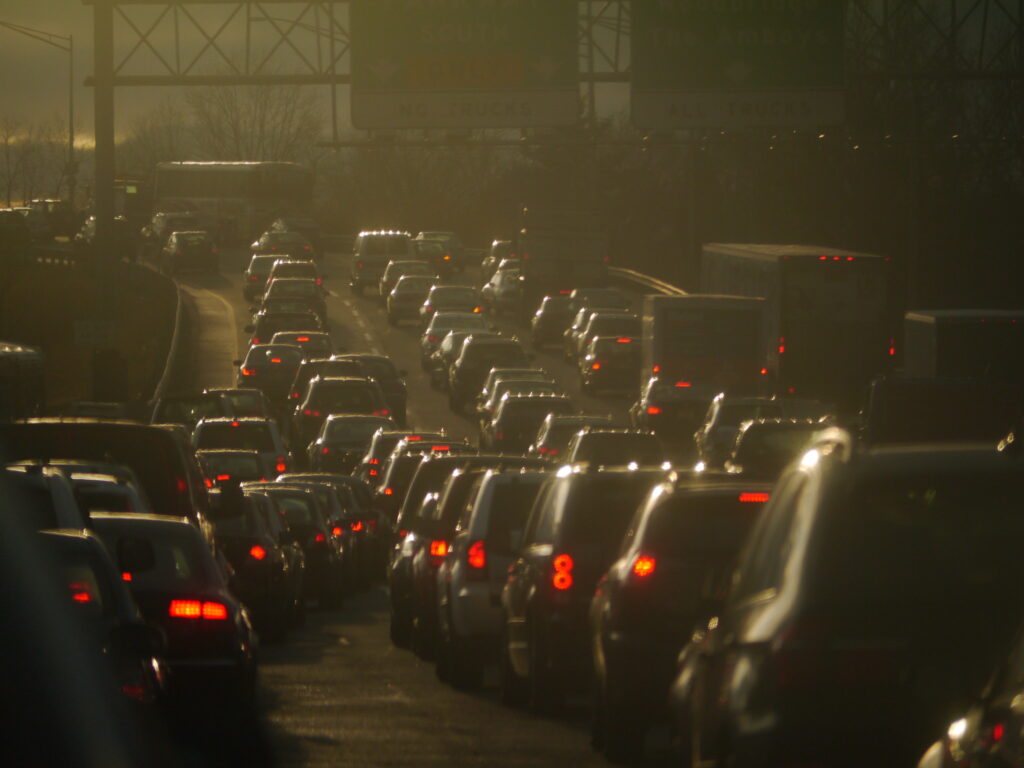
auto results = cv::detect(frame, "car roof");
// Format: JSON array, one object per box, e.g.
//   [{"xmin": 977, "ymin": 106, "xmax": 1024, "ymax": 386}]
[{"xmin": 89, "ymin": 512, "xmax": 194, "ymax": 530}]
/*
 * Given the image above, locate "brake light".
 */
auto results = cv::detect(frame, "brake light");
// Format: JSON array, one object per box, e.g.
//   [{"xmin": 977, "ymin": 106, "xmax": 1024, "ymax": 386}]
[
  {"xmin": 249, "ymin": 275, "xmax": 259, "ymax": 281},
  {"xmin": 169, "ymin": 600, "xmax": 227, "ymax": 620},
  {"xmin": 632, "ymin": 555, "xmax": 656, "ymax": 578},
  {"xmin": 761, "ymin": 367, "xmax": 768, "ymax": 375},
  {"xmin": 231, "ymin": 420, "xmax": 240, "ymax": 427},
  {"xmin": 368, "ymin": 519, "xmax": 378, "ymax": 532},
  {"xmin": 69, "ymin": 583, "xmax": 93, "ymax": 603},
  {"xmin": 241, "ymin": 367, "xmax": 256, "ymax": 376},
  {"xmin": 303, "ymin": 408, "xmax": 321, "ymax": 417},
  {"xmin": 368, "ymin": 458, "xmax": 379, "ymax": 465},
  {"xmin": 351, "ymin": 520, "xmax": 364, "ymax": 532},
  {"xmin": 429, "ymin": 540, "xmax": 448, "ymax": 558},
  {"xmin": 427, "ymin": 334, "xmax": 439, "ymax": 343},
  {"xmin": 296, "ymin": 336, "xmax": 310, "ymax": 342},
  {"xmin": 122, "ymin": 572, "xmax": 132, "ymax": 582},
  {"xmin": 739, "ymin": 492, "xmax": 770, "ymax": 503},
  {"xmin": 216, "ymin": 473, "xmax": 231, "ymax": 482},
  {"xmin": 616, "ymin": 338, "xmax": 631, "ymax": 343},
  {"xmin": 467, "ymin": 540, "xmax": 486, "ymax": 569},
  {"xmin": 591, "ymin": 363, "xmax": 601, "ymax": 371},
  {"xmin": 249, "ymin": 545, "xmax": 267, "ymax": 561},
  {"xmin": 332, "ymin": 526, "xmax": 343, "ymax": 536},
  {"xmin": 473, "ymin": 306, "xmax": 482, "ymax": 313},
  {"xmin": 384, "ymin": 487, "xmax": 393, "ymax": 495},
  {"xmin": 552, "ymin": 554, "xmax": 574, "ymax": 590},
  {"xmin": 204, "ymin": 478, "xmax": 213, "ymax": 489},
  {"xmin": 276, "ymin": 458, "xmax": 287, "ymax": 472},
  {"xmin": 674, "ymin": 381, "xmax": 692, "ymax": 388},
  {"xmin": 889, "ymin": 338, "xmax": 896, "ymax": 356},
  {"xmin": 406, "ymin": 435, "xmax": 422, "ymax": 441},
  {"xmin": 369, "ymin": 469, "xmax": 378, "ymax": 477},
  {"xmin": 314, "ymin": 532, "xmax": 327, "ymax": 543},
  {"xmin": 652, "ymin": 365, "xmax": 660, "ymax": 373},
  {"xmin": 646, "ymin": 406, "xmax": 661, "ymax": 415},
  {"xmin": 316, "ymin": 278, "xmax": 322, "ymax": 286},
  {"xmin": 431, "ymin": 445, "xmax": 450, "ymax": 451},
  {"xmin": 778, "ymin": 337, "xmax": 786, "ymax": 355},
  {"xmin": 321, "ymin": 446, "xmax": 330, "ymax": 455}
]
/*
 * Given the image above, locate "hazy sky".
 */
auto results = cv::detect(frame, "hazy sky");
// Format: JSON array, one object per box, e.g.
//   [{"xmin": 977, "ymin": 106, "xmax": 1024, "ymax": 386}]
[{"xmin": 1, "ymin": 1, "xmax": 628, "ymax": 144}]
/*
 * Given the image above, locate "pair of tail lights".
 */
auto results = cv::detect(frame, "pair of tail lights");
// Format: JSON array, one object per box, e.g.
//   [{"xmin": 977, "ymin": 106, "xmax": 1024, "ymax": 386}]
[{"xmin": 168, "ymin": 600, "xmax": 228, "ymax": 620}]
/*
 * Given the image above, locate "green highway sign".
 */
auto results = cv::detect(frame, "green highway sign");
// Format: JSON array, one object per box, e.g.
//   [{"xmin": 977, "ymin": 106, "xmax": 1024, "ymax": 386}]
[
  {"xmin": 350, "ymin": 0, "xmax": 579, "ymax": 129},
  {"xmin": 631, "ymin": 0, "xmax": 845, "ymax": 129}
]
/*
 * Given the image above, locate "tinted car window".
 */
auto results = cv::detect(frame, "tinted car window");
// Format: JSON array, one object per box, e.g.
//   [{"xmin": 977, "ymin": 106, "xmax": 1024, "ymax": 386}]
[
  {"xmin": 102, "ymin": 529, "xmax": 209, "ymax": 591},
  {"xmin": 220, "ymin": 390, "xmax": 266, "ymax": 416},
  {"xmin": 363, "ymin": 236, "xmax": 411, "ymax": 256},
  {"xmin": 355, "ymin": 358, "xmax": 399, "ymax": 383},
  {"xmin": 561, "ymin": 475, "xmax": 662, "ymax": 556},
  {"xmin": 810, "ymin": 471, "xmax": 1024, "ymax": 606},
  {"xmin": 309, "ymin": 383, "xmax": 382, "ymax": 412},
  {"xmin": 214, "ymin": 511, "xmax": 267, "ymax": 537},
  {"xmin": 486, "ymin": 482, "xmax": 544, "ymax": 555},
  {"xmin": 325, "ymin": 418, "xmax": 393, "ymax": 442},
  {"xmin": 196, "ymin": 423, "xmax": 276, "ymax": 452}
]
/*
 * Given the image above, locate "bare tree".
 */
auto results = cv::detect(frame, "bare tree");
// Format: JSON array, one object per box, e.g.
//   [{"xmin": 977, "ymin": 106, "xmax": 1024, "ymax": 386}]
[
  {"xmin": 118, "ymin": 97, "xmax": 193, "ymax": 175},
  {"xmin": 184, "ymin": 83, "xmax": 323, "ymax": 162}
]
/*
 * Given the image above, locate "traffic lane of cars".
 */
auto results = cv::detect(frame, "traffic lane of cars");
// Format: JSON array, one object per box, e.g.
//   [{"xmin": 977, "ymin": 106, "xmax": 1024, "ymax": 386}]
[{"xmin": 193, "ymin": 247, "xmax": 637, "ymax": 444}]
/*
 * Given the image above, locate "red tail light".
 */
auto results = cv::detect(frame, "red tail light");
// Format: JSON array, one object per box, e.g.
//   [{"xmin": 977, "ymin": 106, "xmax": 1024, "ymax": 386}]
[
  {"xmin": 652, "ymin": 365, "xmax": 661, "ymax": 373},
  {"xmin": 251, "ymin": 337, "xmax": 260, "ymax": 344},
  {"xmin": 314, "ymin": 532, "xmax": 327, "ymax": 543},
  {"xmin": 204, "ymin": 477, "xmax": 213, "ymax": 489},
  {"xmin": 646, "ymin": 406, "xmax": 662, "ymax": 415},
  {"xmin": 296, "ymin": 336, "xmax": 310, "ymax": 343},
  {"xmin": 121, "ymin": 572, "xmax": 132, "ymax": 582},
  {"xmin": 316, "ymin": 278, "xmax": 322, "ymax": 286},
  {"xmin": 591, "ymin": 362, "xmax": 602, "ymax": 371},
  {"xmin": 351, "ymin": 520, "xmax": 364, "ymax": 532},
  {"xmin": 429, "ymin": 540, "xmax": 448, "ymax": 562},
  {"xmin": 674, "ymin": 381, "xmax": 692, "ymax": 388},
  {"xmin": 406, "ymin": 435, "xmax": 422, "ymax": 441},
  {"xmin": 889, "ymin": 338, "xmax": 896, "ymax": 356},
  {"xmin": 431, "ymin": 445, "xmax": 450, "ymax": 451},
  {"xmin": 321, "ymin": 446, "xmax": 330, "ymax": 455},
  {"xmin": 739, "ymin": 492, "xmax": 770, "ymax": 503},
  {"xmin": 467, "ymin": 540, "xmax": 486, "ymax": 569},
  {"xmin": 368, "ymin": 458, "xmax": 379, "ymax": 465},
  {"xmin": 69, "ymin": 583, "xmax": 93, "ymax": 603},
  {"xmin": 176, "ymin": 477, "xmax": 188, "ymax": 494},
  {"xmin": 231, "ymin": 420, "xmax": 240, "ymax": 427},
  {"xmin": 615, "ymin": 338, "xmax": 632, "ymax": 343},
  {"xmin": 241, "ymin": 367, "xmax": 256, "ymax": 376},
  {"xmin": 303, "ymin": 408, "xmax": 321, "ymax": 417},
  {"xmin": 552, "ymin": 553, "xmax": 574, "ymax": 590},
  {"xmin": 332, "ymin": 526, "xmax": 343, "ymax": 536},
  {"xmin": 249, "ymin": 275, "xmax": 259, "ymax": 281},
  {"xmin": 276, "ymin": 457, "xmax": 287, "ymax": 473},
  {"xmin": 216, "ymin": 473, "xmax": 231, "ymax": 482},
  {"xmin": 384, "ymin": 487, "xmax": 393, "ymax": 496},
  {"xmin": 427, "ymin": 334, "xmax": 439, "ymax": 343},
  {"xmin": 761, "ymin": 367, "xmax": 769, "ymax": 375},
  {"xmin": 169, "ymin": 600, "xmax": 228, "ymax": 620},
  {"xmin": 632, "ymin": 555, "xmax": 656, "ymax": 578},
  {"xmin": 368, "ymin": 469, "xmax": 378, "ymax": 477},
  {"xmin": 778, "ymin": 337, "xmax": 786, "ymax": 355},
  {"xmin": 249, "ymin": 545, "xmax": 267, "ymax": 561}
]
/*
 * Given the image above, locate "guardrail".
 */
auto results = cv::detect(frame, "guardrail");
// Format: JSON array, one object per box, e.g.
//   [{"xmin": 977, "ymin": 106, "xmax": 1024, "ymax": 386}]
[
  {"xmin": 148, "ymin": 281, "xmax": 185, "ymax": 407},
  {"xmin": 609, "ymin": 266, "xmax": 687, "ymax": 296}
]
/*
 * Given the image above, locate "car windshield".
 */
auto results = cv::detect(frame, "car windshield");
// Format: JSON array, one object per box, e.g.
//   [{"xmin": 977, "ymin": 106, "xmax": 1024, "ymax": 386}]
[
  {"xmin": 810, "ymin": 471, "xmax": 1024, "ymax": 606},
  {"xmin": 196, "ymin": 423, "xmax": 276, "ymax": 452}
]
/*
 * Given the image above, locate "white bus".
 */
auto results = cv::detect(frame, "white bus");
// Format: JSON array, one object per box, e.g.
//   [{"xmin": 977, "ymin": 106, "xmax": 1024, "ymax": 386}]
[{"xmin": 152, "ymin": 161, "xmax": 314, "ymax": 243}]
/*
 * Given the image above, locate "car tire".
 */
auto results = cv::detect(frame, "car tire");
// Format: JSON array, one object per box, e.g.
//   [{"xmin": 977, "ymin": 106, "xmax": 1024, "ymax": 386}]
[
  {"xmin": 527, "ymin": 615, "xmax": 562, "ymax": 714},
  {"xmin": 389, "ymin": 605, "xmax": 413, "ymax": 648},
  {"xmin": 499, "ymin": 624, "xmax": 528, "ymax": 708}
]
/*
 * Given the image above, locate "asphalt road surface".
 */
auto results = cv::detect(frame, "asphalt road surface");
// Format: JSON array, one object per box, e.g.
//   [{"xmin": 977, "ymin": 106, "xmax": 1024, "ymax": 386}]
[{"xmin": 175, "ymin": 248, "xmax": 647, "ymax": 768}]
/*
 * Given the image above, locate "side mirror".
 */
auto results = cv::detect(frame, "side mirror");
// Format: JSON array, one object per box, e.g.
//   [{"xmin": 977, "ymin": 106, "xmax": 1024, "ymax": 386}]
[{"xmin": 243, "ymin": 324, "xmax": 255, "ymax": 333}]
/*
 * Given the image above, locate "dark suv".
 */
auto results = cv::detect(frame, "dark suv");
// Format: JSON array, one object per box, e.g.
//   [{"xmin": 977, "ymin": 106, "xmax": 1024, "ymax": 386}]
[
  {"xmin": 291, "ymin": 376, "xmax": 390, "ymax": 445},
  {"xmin": 448, "ymin": 336, "xmax": 531, "ymax": 413},
  {"xmin": 500, "ymin": 466, "xmax": 668, "ymax": 710},
  {"xmin": 670, "ymin": 430, "xmax": 1024, "ymax": 768}
]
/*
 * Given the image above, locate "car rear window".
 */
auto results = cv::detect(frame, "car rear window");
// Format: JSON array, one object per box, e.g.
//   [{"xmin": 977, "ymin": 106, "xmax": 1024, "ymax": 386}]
[
  {"xmin": 77, "ymin": 487, "xmax": 135, "ymax": 512},
  {"xmin": 363, "ymin": 235, "xmax": 411, "ymax": 256},
  {"xmin": 395, "ymin": 276, "xmax": 435, "ymax": 292},
  {"xmin": 274, "ymin": 495, "xmax": 319, "ymax": 528},
  {"xmin": 574, "ymin": 434, "xmax": 663, "ymax": 465},
  {"xmin": 433, "ymin": 287, "xmax": 478, "ymax": 302},
  {"xmin": 561, "ymin": 474, "xmax": 663, "ymax": 556},
  {"xmin": 200, "ymin": 452, "xmax": 262, "ymax": 478},
  {"xmin": 6, "ymin": 481, "xmax": 59, "ymax": 530},
  {"xmin": 465, "ymin": 343, "xmax": 529, "ymax": 368},
  {"xmin": 429, "ymin": 314, "xmax": 490, "ymax": 333},
  {"xmin": 811, "ymin": 471, "xmax": 1024, "ymax": 606},
  {"xmin": 646, "ymin": 496, "xmax": 767, "ymax": 559},
  {"xmin": 484, "ymin": 481, "xmax": 544, "ymax": 555},
  {"xmin": 155, "ymin": 396, "xmax": 225, "ymax": 425},
  {"xmin": 101, "ymin": 527, "xmax": 210, "ymax": 591},
  {"xmin": 738, "ymin": 426, "xmax": 819, "ymax": 460},
  {"xmin": 355, "ymin": 358, "xmax": 398, "ymax": 383},
  {"xmin": 273, "ymin": 263, "xmax": 316, "ymax": 278},
  {"xmin": 179, "ymin": 233, "xmax": 209, "ymax": 246},
  {"xmin": 249, "ymin": 256, "xmax": 277, "ymax": 273},
  {"xmin": 220, "ymin": 391, "xmax": 266, "ymax": 417},
  {"xmin": 310, "ymin": 383, "xmax": 381, "ymax": 413},
  {"xmin": 498, "ymin": 400, "xmax": 574, "ymax": 427},
  {"xmin": 326, "ymin": 418, "xmax": 393, "ymax": 443},
  {"xmin": 245, "ymin": 346, "xmax": 304, "ymax": 367},
  {"xmin": 214, "ymin": 511, "xmax": 267, "ymax": 537},
  {"xmin": 196, "ymin": 423, "xmax": 276, "ymax": 452},
  {"xmin": 268, "ymin": 280, "xmax": 318, "ymax": 298}
]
